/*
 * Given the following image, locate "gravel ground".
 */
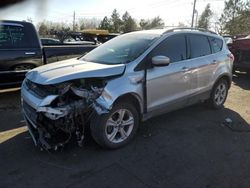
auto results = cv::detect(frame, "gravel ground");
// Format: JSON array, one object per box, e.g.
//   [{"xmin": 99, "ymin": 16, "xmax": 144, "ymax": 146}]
[{"xmin": 0, "ymin": 72, "xmax": 249, "ymax": 188}]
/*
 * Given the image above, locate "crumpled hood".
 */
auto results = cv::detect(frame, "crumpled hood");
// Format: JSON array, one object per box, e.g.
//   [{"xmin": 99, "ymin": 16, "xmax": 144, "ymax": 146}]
[{"xmin": 26, "ymin": 58, "xmax": 125, "ymax": 85}]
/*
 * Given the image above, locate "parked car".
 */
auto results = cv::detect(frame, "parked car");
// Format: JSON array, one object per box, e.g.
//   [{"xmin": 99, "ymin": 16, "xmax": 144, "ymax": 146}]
[
  {"xmin": 40, "ymin": 38, "xmax": 61, "ymax": 45},
  {"xmin": 0, "ymin": 20, "xmax": 97, "ymax": 88},
  {"xmin": 227, "ymin": 36, "xmax": 250, "ymax": 73},
  {"xmin": 21, "ymin": 28, "xmax": 234, "ymax": 150},
  {"xmin": 63, "ymin": 38, "xmax": 96, "ymax": 45}
]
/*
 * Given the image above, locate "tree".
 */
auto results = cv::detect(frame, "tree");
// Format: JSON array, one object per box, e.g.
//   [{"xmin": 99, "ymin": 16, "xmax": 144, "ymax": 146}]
[
  {"xmin": 99, "ymin": 16, "xmax": 112, "ymax": 31},
  {"xmin": 99, "ymin": 10, "xmax": 165, "ymax": 32},
  {"xmin": 220, "ymin": 0, "xmax": 250, "ymax": 35},
  {"xmin": 139, "ymin": 19, "xmax": 149, "ymax": 30},
  {"xmin": 38, "ymin": 22, "xmax": 48, "ymax": 36},
  {"xmin": 139, "ymin": 16, "xmax": 164, "ymax": 30},
  {"xmin": 78, "ymin": 18, "xmax": 100, "ymax": 30},
  {"xmin": 150, "ymin": 16, "xmax": 165, "ymax": 29},
  {"xmin": 110, "ymin": 9, "xmax": 122, "ymax": 33},
  {"xmin": 121, "ymin": 11, "xmax": 137, "ymax": 33},
  {"xmin": 232, "ymin": 9, "xmax": 250, "ymax": 35},
  {"xmin": 36, "ymin": 21, "xmax": 72, "ymax": 42},
  {"xmin": 198, "ymin": 4, "xmax": 213, "ymax": 29},
  {"xmin": 80, "ymin": 22, "xmax": 85, "ymax": 30}
]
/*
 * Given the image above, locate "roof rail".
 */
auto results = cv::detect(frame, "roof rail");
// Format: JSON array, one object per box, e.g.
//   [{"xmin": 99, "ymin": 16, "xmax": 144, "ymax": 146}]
[{"xmin": 163, "ymin": 27, "xmax": 217, "ymax": 35}]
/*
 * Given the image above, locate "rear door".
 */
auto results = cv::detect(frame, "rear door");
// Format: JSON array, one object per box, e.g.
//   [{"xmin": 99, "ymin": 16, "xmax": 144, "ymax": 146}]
[
  {"xmin": 146, "ymin": 34, "xmax": 193, "ymax": 113},
  {"xmin": 0, "ymin": 22, "xmax": 43, "ymax": 86},
  {"xmin": 187, "ymin": 34, "xmax": 213, "ymax": 95}
]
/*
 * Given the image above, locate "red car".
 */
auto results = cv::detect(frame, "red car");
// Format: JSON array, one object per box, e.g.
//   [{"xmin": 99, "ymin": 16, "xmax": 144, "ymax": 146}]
[{"xmin": 227, "ymin": 35, "xmax": 250, "ymax": 73}]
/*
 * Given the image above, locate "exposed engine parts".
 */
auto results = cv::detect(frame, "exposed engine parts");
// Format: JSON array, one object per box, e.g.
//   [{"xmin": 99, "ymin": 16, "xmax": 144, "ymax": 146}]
[{"xmin": 26, "ymin": 79, "xmax": 109, "ymax": 151}]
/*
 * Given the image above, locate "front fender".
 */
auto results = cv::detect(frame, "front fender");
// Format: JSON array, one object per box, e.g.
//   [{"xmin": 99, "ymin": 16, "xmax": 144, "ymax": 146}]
[{"xmin": 95, "ymin": 71, "xmax": 144, "ymax": 114}]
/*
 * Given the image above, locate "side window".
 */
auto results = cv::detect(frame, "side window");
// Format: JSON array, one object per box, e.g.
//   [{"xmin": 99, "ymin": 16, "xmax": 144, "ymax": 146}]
[
  {"xmin": 0, "ymin": 25, "xmax": 27, "ymax": 49},
  {"xmin": 0, "ymin": 26, "xmax": 12, "ymax": 48},
  {"xmin": 189, "ymin": 34, "xmax": 211, "ymax": 58},
  {"xmin": 151, "ymin": 34, "xmax": 187, "ymax": 63},
  {"xmin": 209, "ymin": 37, "xmax": 223, "ymax": 53}
]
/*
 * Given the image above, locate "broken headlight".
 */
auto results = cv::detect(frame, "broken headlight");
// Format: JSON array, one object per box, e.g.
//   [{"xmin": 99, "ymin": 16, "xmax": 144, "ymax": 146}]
[{"xmin": 55, "ymin": 79, "xmax": 104, "ymax": 97}]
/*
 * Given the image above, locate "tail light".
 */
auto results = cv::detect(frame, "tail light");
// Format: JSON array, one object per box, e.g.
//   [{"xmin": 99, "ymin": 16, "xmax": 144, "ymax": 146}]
[{"xmin": 227, "ymin": 53, "xmax": 234, "ymax": 62}]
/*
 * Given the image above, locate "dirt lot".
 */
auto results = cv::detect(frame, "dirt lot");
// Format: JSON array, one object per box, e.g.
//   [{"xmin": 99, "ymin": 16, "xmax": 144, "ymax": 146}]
[{"xmin": 0, "ymin": 73, "xmax": 250, "ymax": 188}]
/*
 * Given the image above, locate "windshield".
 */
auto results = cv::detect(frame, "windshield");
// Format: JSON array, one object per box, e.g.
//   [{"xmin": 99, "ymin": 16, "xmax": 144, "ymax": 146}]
[{"xmin": 81, "ymin": 32, "xmax": 160, "ymax": 64}]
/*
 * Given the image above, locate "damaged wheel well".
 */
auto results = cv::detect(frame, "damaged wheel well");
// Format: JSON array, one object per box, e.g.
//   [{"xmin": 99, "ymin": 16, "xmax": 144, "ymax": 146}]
[{"xmin": 114, "ymin": 93, "xmax": 142, "ymax": 120}]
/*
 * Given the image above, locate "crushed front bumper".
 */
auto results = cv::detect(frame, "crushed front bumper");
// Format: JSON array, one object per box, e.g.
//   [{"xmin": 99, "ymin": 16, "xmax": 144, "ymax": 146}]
[
  {"xmin": 21, "ymin": 83, "xmax": 45, "ymax": 147},
  {"xmin": 21, "ymin": 84, "xmax": 63, "ymax": 150},
  {"xmin": 21, "ymin": 80, "xmax": 109, "ymax": 150}
]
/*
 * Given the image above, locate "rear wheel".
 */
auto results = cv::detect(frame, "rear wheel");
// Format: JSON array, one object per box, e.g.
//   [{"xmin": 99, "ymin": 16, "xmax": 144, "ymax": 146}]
[
  {"xmin": 208, "ymin": 79, "xmax": 229, "ymax": 109},
  {"xmin": 91, "ymin": 102, "xmax": 139, "ymax": 149}
]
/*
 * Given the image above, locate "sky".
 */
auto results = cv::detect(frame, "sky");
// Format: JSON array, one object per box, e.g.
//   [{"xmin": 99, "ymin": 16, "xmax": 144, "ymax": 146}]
[{"xmin": 0, "ymin": 0, "xmax": 226, "ymax": 27}]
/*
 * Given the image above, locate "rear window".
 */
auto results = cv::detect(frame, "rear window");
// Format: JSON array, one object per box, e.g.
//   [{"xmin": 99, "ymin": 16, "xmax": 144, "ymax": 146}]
[
  {"xmin": 0, "ymin": 25, "xmax": 34, "ymax": 49},
  {"xmin": 209, "ymin": 37, "xmax": 223, "ymax": 53},
  {"xmin": 189, "ymin": 34, "xmax": 211, "ymax": 58}
]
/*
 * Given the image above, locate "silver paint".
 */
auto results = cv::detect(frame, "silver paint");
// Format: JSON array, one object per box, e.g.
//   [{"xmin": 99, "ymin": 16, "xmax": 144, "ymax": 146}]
[{"xmin": 21, "ymin": 29, "xmax": 233, "ymax": 129}]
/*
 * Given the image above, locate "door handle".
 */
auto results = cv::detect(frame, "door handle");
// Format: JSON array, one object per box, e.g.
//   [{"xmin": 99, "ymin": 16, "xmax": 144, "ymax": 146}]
[
  {"xmin": 181, "ymin": 66, "xmax": 190, "ymax": 72},
  {"xmin": 25, "ymin": 52, "xmax": 36, "ymax": 55}
]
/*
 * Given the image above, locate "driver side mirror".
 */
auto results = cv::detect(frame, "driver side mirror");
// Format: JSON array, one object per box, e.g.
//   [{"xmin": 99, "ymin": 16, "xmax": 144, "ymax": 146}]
[{"xmin": 152, "ymin": 56, "xmax": 170, "ymax": 66}]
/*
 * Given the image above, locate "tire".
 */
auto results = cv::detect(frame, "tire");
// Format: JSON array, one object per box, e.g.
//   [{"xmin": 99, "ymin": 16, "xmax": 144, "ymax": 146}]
[
  {"xmin": 90, "ymin": 102, "xmax": 139, "ymax": 149},
  {"xmin": 207, "ymin": 79, "xmax": 229, "ymax": 109}
]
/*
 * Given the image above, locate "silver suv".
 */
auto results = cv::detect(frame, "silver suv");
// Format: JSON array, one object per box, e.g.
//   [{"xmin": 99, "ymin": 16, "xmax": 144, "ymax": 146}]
[{"xmin": 21, "ymin": 28, "xmax": 234, "ymax": 150}]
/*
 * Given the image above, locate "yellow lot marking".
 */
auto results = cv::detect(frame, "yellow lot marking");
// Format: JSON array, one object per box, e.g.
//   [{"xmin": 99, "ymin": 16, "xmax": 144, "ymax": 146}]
[
  {"xmin": 0, "ymin": 126, "xmax": 27, "ymax": 144},
  {"xmin": 0, "ymin": 88, "xmax": 20, "ymax": 94}
]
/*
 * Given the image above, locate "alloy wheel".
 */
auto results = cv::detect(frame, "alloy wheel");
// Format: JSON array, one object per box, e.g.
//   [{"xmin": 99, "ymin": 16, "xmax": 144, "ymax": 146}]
[
  {"xmin": 214, "ymin": 82, "xmax": 227, "ymax": 106},
  {"xmin": 105, "ymin": 109, "xmax": 134, "ymax": 144}
]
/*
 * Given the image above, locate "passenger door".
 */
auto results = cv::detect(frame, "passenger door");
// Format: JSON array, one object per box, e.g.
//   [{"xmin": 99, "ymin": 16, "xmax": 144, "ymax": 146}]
[{"xmin": 146, "ymin": 34, "xmax": 194, "ymax": 113}]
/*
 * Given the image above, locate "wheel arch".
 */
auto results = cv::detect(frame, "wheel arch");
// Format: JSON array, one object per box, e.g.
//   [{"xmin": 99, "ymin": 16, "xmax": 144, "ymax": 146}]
[
  {"xmin": 213, "ymin": 73, "xmax": 232, "ymax": 89},
  {"xmin": 113, "ymin": 93, "xmax": 143, "ymax": 119}
]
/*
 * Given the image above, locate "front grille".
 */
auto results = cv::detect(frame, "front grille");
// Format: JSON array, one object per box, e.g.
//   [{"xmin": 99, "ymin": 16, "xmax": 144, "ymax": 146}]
[
  {"xmin": 25, "ymin": 79, "xmax": 57, "ymax": 98},
  {"xmin": 23, "ymin": 100, "xmax": 38, "ymax": 125}
]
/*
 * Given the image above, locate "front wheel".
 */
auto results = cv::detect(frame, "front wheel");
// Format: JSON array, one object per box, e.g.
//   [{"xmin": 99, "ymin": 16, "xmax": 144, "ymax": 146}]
[
  {"xmin": 207, "ymin": 79, "xmax": 229, "ymax": 109},
  {"xmin": 90, "ymin": 102, "xmax": 139, "ymax": 149}
]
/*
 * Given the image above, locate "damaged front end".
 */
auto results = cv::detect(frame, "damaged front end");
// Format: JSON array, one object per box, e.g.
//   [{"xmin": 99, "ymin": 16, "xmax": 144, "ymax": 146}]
[{"xmin": 22, "ymin": 78, "xmax": 109, "ymax": 151}]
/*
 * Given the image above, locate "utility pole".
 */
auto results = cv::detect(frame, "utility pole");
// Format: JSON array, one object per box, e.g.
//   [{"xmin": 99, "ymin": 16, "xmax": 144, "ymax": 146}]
[
  {"xmin": 195, "ymin": 10, "xmax": 198, "ymax": 28},
  {"xmin": 191, "ymin": 0, "xmax": 197, "ymax": 28},
  {"xmin": 73, "ymin": 11, "xmax": 76, "ymax": 31}
]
